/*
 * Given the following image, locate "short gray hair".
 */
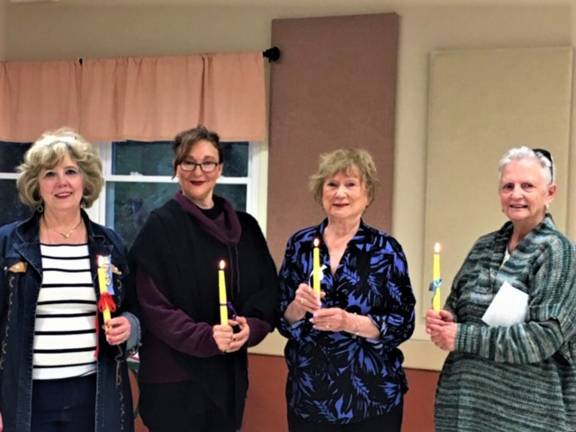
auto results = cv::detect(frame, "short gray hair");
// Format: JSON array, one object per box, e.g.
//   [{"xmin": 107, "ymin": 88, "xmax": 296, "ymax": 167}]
[{"xmin": 498, "ymin": 146, "xmax": 554, "ymax": 184}]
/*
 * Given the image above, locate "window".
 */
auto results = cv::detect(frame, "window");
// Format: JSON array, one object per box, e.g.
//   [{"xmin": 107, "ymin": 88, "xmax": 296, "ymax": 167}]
[
  {"xmin": 0, "ymin": 142, "xmax": 32, "ymax": 226},
  {"xmin": 0, "ymin": 140, "xmax": 265, "ymax": 246},
  {"xmin": 90, "ymin": 140, "xmax": 263, "ymax": 246}
]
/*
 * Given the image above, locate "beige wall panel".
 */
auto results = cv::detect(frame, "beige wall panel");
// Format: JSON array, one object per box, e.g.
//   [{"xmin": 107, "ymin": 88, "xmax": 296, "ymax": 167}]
[{"xmin": 423, "ymin": 47, "xmax": 573, "ymax": 315}]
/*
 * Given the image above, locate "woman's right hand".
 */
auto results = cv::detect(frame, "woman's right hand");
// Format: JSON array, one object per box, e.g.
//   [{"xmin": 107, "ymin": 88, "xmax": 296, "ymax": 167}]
[
  {"xmin": 426, "ymin": 308, "xmax": 457, "ymax": 351},
  {"xmin": 212, "ymin": 323, "xmax": 233, "ymax": 353},
  {"xmin": 283, "ymin": 283, "xmax": 322, "ymax": 325},
  {"xmin": 425, "ymin": 308, "xmax": 455, "ymax": 334}
]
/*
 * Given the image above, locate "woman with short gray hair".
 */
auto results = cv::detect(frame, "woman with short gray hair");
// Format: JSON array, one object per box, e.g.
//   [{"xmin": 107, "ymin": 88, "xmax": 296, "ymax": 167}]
[{"xmin": 427, "ymin": 147, "xmax": 576, "ymax": 431}]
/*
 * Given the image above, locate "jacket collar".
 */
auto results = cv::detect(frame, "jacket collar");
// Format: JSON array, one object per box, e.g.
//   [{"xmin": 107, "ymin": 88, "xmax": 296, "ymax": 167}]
[{"xmin": 11, "ymin": 210, "xmax": 110, "ymax": 275}]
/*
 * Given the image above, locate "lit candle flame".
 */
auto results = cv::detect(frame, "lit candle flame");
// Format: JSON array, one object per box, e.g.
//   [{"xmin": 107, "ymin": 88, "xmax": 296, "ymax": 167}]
[
  {"xmin": 219, "ymin": 260, "xmax": 226, "ymax": 270},
  {"xmin": 313, "ymin": 238, "xmax": 320, "ymax": 247},
  {"xmin": 434, "ymin": 242, "xmax": 441, "ymax": 253}
]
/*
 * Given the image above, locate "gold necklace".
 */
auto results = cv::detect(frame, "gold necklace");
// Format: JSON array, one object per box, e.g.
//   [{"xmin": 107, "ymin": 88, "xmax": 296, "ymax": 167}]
[{"xmin": 44, "ymin": 217, "xmax": 83, "ymax": 239}]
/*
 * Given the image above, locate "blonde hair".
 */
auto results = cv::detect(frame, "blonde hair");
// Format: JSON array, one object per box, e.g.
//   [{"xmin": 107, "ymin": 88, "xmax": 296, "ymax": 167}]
[
  {"xmin": 309, "ymin": 148, "xmax": 378, "ymax": 205},
  {"xmin": 17, "ymin": 127, "xmax": 103, "ymax": 209}
]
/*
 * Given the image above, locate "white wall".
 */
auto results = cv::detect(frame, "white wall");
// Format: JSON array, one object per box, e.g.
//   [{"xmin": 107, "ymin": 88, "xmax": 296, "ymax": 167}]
[{"xmin": 5, "ymin": 2, "xmax": 575, "ymax": 369}]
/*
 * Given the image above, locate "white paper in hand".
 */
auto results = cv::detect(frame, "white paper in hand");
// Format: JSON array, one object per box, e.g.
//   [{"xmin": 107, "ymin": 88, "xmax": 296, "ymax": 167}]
[{"xmin": 481, "ymin": 281, "xmax": 529, "ymax": 327}]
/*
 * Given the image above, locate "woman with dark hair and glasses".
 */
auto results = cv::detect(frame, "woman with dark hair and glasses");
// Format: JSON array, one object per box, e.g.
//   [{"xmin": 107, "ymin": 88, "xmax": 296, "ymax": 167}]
[
  {"xmin": 130, "ymin": 125, "xmax": 278, "ymax": 432},
  {"xmin": 426, "ymin": 147, "xmax": 576, "ymax": 432}
]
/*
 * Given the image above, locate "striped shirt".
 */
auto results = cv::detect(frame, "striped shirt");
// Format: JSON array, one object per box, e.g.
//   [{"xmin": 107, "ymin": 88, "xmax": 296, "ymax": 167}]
[{"xmin": 33, "ymin": 244, "xmax": 97, "ymax": 380}]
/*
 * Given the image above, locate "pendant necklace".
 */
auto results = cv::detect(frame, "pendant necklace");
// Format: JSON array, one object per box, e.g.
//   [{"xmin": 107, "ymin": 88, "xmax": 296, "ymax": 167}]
[{"xmin": 44, "ymin": 217, "xmax": 83, "ymax": 239}]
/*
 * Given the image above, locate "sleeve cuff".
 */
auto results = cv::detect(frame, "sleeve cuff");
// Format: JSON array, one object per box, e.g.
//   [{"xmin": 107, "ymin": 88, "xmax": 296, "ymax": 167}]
[
  {"xmin": 278, "ymin": 316, "xmax": 305, "ymax": 339},
  {"xmin": 455, "ymin": 323, "xmax": 480, "ymax": 354},
  {"xmin": 122, "ymin": 311, "xmax": 141, "ymax": 355},
  {"xmin": 364, "ymin": 314, "xmax": 386, "ymax": 345},
  {"xmin": 246, "ymin": 317, "xmax": 272, "ymax": 347}
]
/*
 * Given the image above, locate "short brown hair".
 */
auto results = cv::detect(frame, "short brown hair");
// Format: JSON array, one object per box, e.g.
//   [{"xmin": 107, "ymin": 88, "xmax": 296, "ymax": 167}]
[
  {"xmin": 172, "ymin": 125, "xmax": 221, "ymax": 176},
  {"xmin": 17, "ymin": 127, "xmax": 103, "ymax": 209},
  {"xmin": 309, "ymin": 148, "xmax": 378, "ymax": 205}
]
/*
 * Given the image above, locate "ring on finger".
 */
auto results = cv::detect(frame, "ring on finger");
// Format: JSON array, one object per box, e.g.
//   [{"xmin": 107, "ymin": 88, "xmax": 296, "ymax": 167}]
[{"xmin": 300, "ymin": 298, "xmax": 304, "ymax": 305}]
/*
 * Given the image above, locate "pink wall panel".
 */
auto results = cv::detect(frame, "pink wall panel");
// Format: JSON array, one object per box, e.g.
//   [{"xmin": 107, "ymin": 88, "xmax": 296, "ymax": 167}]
[{"xmin": 268, "ymin": 13, "xmax": 399, "ymax": 263}]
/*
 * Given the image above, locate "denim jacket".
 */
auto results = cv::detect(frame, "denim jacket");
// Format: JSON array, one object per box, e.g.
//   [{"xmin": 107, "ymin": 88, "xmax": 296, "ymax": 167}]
[{"xmin": 0, "ymin": 211, "xmax": 136, "ymax": 432}]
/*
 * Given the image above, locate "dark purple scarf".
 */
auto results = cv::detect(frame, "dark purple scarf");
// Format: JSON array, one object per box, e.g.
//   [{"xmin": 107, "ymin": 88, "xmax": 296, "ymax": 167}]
[{"xmin": 174, "ymin": 191, "xmax": 242, "ymax": 245}]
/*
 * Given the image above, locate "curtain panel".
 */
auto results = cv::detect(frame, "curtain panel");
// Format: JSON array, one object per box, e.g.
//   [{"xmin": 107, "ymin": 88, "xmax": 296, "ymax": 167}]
[
  {"xmin": 0, "ymin": 60, "xmax": 82, "ymax": 142},
  {"xmin": 0, "ymin": 52, "xmax": 265, "ymax": 143}
]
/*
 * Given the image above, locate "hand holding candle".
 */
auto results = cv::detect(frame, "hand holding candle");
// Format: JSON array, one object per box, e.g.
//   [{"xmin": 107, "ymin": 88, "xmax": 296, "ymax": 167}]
[
  {"xmin": 313, "ymin": 238, "xmax": 321, "ymax": 297},
  {"xmin": 218, "ymin": 260, "xmax": 229, "ymax": 326},
  {"xmin": 430, "ymin": 242, "xmax": 443, "ymax": 312},
  {"xmin": 97, "ymin": 255, "xmax": 116, "ymax": 324}
]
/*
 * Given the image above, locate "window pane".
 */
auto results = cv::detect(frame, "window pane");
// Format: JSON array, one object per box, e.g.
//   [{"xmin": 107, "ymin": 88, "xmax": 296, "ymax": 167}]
[
  {"xmin": 112, "ymin": 141, "xmax": 173, "ymax": 176},
  {"xmin": 215, "ymin": 184, "xmax": 246, "ymax": 212},
  {"xmin": 222, "ymin": 142, "xmax": 249, "ymax": 177},
  {"xmin": 0, "ymin": 142, "xmax": 31, "ymax": 172},
  {"xmin": 105, "ymin": 182, "xmax": 246, "ymax": 246},
  {"xmin": 0, "ymin": 180, "xmax": 32, "ymax": 226},
  {"xmin": 106, "ymin": 182, "xmax": 178, "ymax": 246},
  {"xmin": 111, "ymin": 141, "xmax": 249, "ymax": 177}
]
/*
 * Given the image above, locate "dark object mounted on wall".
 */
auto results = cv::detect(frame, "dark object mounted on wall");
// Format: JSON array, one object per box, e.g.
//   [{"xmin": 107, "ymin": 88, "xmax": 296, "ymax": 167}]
[{"xmin": 263, "ymin": 47, "xmax": 281, "ymax": 62}]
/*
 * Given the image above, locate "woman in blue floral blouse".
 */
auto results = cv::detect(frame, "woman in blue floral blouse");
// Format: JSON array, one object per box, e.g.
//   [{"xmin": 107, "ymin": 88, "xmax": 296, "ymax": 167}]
[{"xmin": 278, "ymin": 148, "xmax": 416, "ymax": 432}]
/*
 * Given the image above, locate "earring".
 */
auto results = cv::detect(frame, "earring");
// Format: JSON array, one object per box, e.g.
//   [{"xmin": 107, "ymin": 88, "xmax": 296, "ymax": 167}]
[{"xmin": 36, "ymin": 202, "xmax": 44, "ymax": 213}]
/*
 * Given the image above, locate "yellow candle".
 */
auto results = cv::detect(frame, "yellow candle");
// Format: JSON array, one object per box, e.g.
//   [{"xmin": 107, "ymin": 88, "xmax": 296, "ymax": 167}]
[
  {"xmin": 313, "ymin": 238, "xmax": 321, "ymax": 297},
  {"xmin": 97, "ymin": 255, "xmax": 112, "ymax": 323},
  {"xmin": 432, "ymin": 242, "xmax": 442, "ymax": 312},
  {"xmin": 218, "ymin": 260, "xmax": 229, "ymax": 325}
]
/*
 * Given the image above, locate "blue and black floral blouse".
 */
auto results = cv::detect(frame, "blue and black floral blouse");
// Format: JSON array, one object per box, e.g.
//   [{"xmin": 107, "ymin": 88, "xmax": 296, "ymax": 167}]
[{"xmin": 278, "ymin": 220, "xmax": 416, "ymax": 424}]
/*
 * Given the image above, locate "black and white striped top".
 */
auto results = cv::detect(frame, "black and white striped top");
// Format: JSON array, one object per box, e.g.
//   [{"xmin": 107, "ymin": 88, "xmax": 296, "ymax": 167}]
[{"xmin": 34, "ymin": 244, "xmax": 97, "ymax": 380}]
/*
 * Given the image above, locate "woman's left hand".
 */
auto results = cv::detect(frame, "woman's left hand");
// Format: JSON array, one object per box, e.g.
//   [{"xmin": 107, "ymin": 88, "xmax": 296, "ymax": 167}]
[
  {"xmin": 105, "ymin": 316, "xmax": 131, "ymax": 345},
  {"xmin": 226, "ymin": 316, "xmax": 250, "ymax": 353},
  {"xmin": 311, "ymin": 308, "xmax": 349, "ymax": 332}
]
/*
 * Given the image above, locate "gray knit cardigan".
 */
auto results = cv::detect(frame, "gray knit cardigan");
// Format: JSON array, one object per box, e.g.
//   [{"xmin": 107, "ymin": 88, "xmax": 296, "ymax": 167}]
[{"xmin": 435, "ymin": 215, "xmax": 576, "ymax": 432}]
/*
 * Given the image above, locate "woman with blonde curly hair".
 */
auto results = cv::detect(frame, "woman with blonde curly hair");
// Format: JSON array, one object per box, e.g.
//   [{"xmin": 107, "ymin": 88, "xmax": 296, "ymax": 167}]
[{"xmin": 0, "ymin": 127, "xmax": 139, "ymax": 432}]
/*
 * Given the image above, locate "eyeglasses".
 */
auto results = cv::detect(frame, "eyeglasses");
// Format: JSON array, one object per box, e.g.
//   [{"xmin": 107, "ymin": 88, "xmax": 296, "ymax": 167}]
[
  {"xmin": 179, "ymin": 160, "xmax": 220, "ymax": 173},
  {"xmin": 532, "ymin": 148, "xmax": 554, "ymax": 180}
]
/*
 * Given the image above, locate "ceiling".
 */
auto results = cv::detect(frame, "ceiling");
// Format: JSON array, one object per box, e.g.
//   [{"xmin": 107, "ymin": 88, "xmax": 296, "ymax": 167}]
[{"xmin": 7, "ymin": 0, "xmax": 571, "ymax": 6}]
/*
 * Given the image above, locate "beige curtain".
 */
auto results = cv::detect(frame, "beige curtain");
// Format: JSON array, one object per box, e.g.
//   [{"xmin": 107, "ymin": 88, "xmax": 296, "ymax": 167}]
[
  {"xmin": 202, "ymin": 53, "xmax": 266, "ymax": 141},
  {"xmin": 0, "ymin": 52, "xmax": 266, "ymax": 143},
  {"xmin": 0, "ymin": 60, "xmax": 81, "ymax": 142}
]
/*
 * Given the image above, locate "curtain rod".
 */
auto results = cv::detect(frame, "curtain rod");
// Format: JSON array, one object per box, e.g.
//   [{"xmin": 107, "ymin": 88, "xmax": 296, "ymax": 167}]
[{"xmin": 78, "ymin": 48, "xmax": 281, "ymax": 65}]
